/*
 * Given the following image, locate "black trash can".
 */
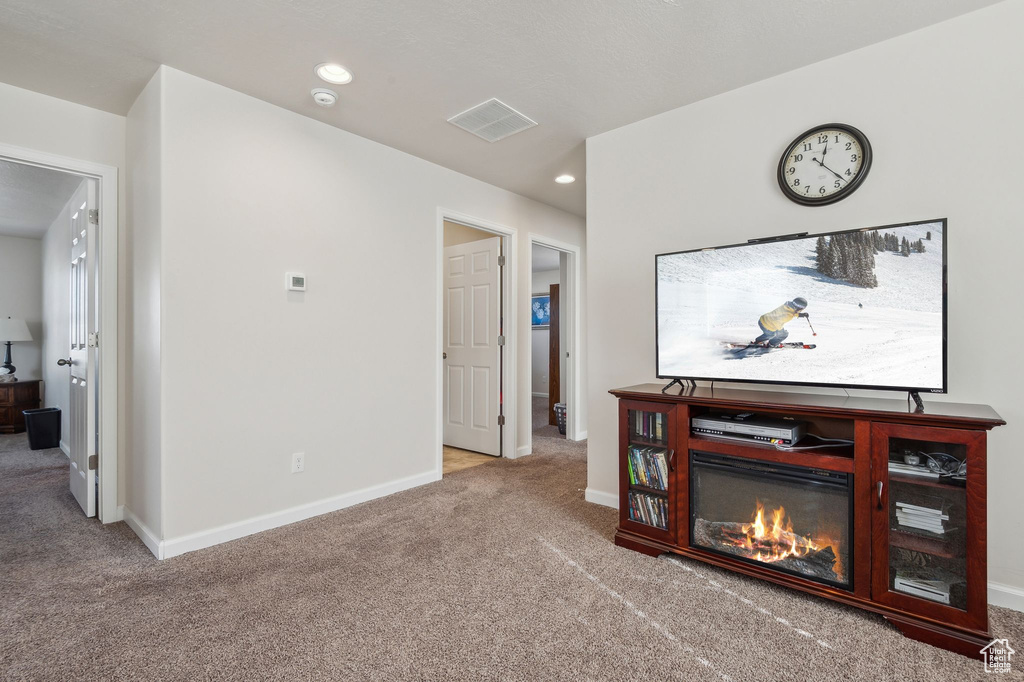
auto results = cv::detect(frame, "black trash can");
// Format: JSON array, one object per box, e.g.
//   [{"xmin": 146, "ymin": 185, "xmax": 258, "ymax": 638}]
[
  {"xmin": 23, "ymin": 407, "xmax": 61, "ymax": 450},
  {"xmin": 554, "ymin": 403, "xmax": 567, "ymax": 436}
]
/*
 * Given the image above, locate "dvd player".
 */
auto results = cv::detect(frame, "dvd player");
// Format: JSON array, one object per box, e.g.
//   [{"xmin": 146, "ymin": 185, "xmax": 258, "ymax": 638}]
[{"xmin": 691, "ymin": 413, "xmax": 805, "ymax": 446}]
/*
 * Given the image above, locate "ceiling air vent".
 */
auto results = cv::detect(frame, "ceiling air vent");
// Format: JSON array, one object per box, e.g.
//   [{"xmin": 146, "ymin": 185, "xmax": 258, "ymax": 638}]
[{"xmin": 447, "ymin": 98, "xmax": 537, "ymax": 143}]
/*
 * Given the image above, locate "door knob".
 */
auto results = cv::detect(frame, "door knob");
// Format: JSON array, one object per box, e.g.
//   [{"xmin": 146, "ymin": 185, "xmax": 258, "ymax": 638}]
[
  {"xmin": 57, "ymin": 358, "xmax": 72, "ymax": 367},
  {"xmin": 443, "ymin": 352, "xmax": 447, "ymax": 359}
]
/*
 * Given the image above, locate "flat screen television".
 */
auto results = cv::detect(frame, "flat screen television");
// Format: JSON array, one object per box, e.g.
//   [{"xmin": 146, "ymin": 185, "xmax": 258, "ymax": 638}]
[{"xmin": 655, "ymin": 218, "xmax": 947, "ymax": 393}]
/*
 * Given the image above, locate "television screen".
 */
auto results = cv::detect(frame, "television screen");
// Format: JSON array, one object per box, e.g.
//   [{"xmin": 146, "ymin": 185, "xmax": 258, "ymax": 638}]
[{"xmin": 656, "ymin": 219, "xmax": 946, "ymax": 392}]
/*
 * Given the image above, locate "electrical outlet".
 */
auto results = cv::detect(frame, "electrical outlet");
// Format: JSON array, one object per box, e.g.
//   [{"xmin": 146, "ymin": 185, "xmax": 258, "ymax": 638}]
[{"xmin": 291, "ymin": 452, "xmax": 305, "ymax": 474}]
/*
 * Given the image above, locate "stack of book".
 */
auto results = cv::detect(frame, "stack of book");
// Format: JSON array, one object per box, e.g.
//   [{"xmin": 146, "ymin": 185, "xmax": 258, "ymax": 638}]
[
  {"xmin": 894, "ymin": 574, "xmax": 951, "ymax": 605},
  {"xmin": 628, "ymin": 491, "xmax": 668, "ymax": 530},
  {"xmin": 627, "ymin": 445, "xmax": 668, "ymax": 491},
  {"xmin": 633, "ymin": 411, "xmax": 665, "ymax": 442},
  {"xmin": 888, "ymin": 460, "xmax": 940, "ymax": 479},
  {"xmin": 896, "ymin": 501, "xmax": 949, "ymax": 535}
]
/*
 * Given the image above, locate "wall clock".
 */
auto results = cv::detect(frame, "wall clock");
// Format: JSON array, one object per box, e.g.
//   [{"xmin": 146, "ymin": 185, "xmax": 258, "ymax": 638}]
[{"xmin": 777, "ymin": 123, "xmax": 872, "ymax": 206}]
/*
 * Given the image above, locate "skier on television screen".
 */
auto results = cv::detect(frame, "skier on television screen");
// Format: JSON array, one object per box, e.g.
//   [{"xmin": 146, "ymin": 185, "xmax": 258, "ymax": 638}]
[{"xmin": 754, "ymin": 297, "xmax": 808, "ymax": 347}]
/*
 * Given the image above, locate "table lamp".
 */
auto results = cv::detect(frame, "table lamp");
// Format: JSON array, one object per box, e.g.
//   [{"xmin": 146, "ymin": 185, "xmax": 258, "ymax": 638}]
[{"xmin": 0, "ymin": 317, "xmax": 32, "ymax": 382}]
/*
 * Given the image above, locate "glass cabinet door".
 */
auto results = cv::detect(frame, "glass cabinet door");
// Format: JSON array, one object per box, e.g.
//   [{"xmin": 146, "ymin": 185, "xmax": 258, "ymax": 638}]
[
  {"xmin": 620, "ymin": 401, "xmax": 676, "ymax": 541},
  {"xmin": 872, "ymin": 423, "xmax": 986, "ymax": 629}
]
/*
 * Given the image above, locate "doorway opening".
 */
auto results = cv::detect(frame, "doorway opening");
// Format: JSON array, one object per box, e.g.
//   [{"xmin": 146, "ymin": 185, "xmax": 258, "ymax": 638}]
[
  {"xmin": 0, "ymin": 143, "xmax": 119, "ymax": 522},
  {"xmin": 439, "ymin": 215, "xmax": 515, "ymax": 476},
  {"xmin": 528, "ymin": 235, "xmax": 581, "ymax": 453},
  {"xmin": 530, "ymin": 243, "xmax": 565, "ymax": 440}
]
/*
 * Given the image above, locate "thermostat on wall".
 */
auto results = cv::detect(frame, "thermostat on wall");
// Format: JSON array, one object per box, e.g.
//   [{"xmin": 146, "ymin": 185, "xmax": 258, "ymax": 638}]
[{"xmin": 286, "ymin": 272, "xmax": 306, "ymax": 291}]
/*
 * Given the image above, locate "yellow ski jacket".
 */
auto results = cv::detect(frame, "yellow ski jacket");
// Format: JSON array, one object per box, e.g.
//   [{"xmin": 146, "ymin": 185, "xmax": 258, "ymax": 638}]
[{"xmin": 759, "ymin": 303, "xmax": 799, "ymax": 332}]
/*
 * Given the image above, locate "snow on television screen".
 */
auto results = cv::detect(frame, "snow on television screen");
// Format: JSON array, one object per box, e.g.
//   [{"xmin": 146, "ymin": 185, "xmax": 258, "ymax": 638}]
[{"xmin": 656, "ymin": 219, "xmax": 946, "ymax": 392}]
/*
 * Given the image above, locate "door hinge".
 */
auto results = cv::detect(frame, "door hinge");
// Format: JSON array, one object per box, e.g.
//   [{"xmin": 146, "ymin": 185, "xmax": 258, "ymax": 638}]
[
  {"xmin": 88, "ymin": 454, "xmax": 98, "ymax": 470},
  {"xmin": 497, "ymin": 335, "xmax": 505, "ymax": 346},
  {"xmin": 498, "ymin": 415, "xmax": 505, "ymax": 426},
  {"xmin": 88, "ymin": 332, "xmax": 99, "ymax": 348},
  {"xmin": 497, "ymin": 255, "xmax": 506, "ymax": 267},
  {"xmin": 88, "ymin": 208, "xmax": 99, "ymax": 225}
]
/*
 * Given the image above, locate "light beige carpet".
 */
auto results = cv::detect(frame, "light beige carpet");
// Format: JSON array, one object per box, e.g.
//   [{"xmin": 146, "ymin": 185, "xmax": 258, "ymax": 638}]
[
  {"xmin": 2, "ymin": 431, "xmax": 1022, "ymax": 681},
  {"xmin": 533, "ymin": 395, "xmax": 563, "ymax": 439}
]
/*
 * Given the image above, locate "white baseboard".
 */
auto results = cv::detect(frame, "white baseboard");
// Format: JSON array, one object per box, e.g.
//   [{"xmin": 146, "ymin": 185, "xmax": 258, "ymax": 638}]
[
  {"xmin": 989, "ymin": 581, "xmax": 1024, "ymax": 613},
  {"xmin": 574, "ymin": 430, "xmax": 587, "ymax": 441},
  {"xmin": 585, "ymin": 487, "xmax": 619, "ymax": 509},
  {"xmin": 515, "ymin": 445, "xmax": 532, "ymax": 458},
  {"xmin": 160, "ymin": 469, "xmax": 440, "ymax": 560},
  {"xmin": 59, "ymin": 440, "xmax": 69, "ymax": 457},
  {"xmin": 123, "ymin": 507, "xmax": 164, "ymax": 559}
]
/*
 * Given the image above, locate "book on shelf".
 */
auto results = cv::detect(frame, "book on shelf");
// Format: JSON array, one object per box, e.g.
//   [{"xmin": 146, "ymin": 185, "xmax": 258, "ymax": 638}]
[
  {"xmin": 627, "ymin": 445, "xmax": 669, "ymax": 491},
  {"xmin": 894, "ymin": 499, "xmax": 951, "ymax": 535},
  {"xmin": 894, "ymin": 574, "xmax": 951, "ymax": 604},
  {"xmin": 633, "ymin": 411, "xmax": 666, "ymax": 442},
  {"xmin": 628, "ymin": 491, "xmax": 668, "ymax": 530},
  {"xmin": 896, "ymin": 501, "xmax": 950, "ymax": 517},
  {"xmin": 895, "ymin": 517, "xmax": 946, "ymax": 534}
]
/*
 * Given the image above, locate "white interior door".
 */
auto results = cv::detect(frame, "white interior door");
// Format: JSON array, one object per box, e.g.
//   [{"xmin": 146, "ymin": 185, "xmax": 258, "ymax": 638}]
[
  {"xmin": 65, "ymin": 179, "xmax": 97, "ymax": 517},
  {"xmin": 443, "ymin": 237, "xmax": 501, "ymax": 456}
]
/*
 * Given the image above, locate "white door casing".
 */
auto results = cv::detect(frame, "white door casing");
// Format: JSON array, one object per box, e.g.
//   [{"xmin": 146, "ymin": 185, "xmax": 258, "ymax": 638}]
[
  {"xmin": 443, "ymin": 237, "xmax": 501, "ymax": 456},
  {"xmin": 0, "ymin": 142, "xmax": 118, "ymax": 523},
  {"xmin": 528, "ymin": 233, "xmax": 583, "ymax": 444},
  {"xmin": 67, "ymin": 179, "xmax": 98, "ymax": 517}
]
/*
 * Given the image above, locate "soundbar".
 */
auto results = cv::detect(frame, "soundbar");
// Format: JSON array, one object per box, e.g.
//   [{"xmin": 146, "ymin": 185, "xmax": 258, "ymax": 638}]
[{"xmin": 691, "ymin": 413, "xmax": 806, "ymax": 446}]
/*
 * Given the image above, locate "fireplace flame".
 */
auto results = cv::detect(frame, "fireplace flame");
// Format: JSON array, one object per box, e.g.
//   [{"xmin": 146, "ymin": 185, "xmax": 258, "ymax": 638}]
[
  {"xmin": 738, "ymin": 500, "xmax": 819, "ymax": 564},
  {"xmin": 694, "ymin": 499, "xmax": 845, "ymax": 583}
]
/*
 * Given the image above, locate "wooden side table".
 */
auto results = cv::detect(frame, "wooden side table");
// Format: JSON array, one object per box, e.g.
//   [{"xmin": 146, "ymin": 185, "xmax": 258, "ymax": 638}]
[{"xmin": 0, "ymin": 380, "xmax": 42, "ymax": 434}]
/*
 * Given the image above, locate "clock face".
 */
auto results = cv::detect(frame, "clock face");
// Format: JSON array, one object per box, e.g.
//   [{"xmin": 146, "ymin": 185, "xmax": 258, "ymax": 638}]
[{"xmin": 777, "ymin": 124, "xmax": 872, "ymax": 206}]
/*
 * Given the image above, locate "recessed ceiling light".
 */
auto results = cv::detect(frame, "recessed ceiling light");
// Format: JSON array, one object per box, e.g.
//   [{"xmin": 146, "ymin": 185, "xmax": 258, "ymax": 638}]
[
  {"xmin": 555, "ymin": 174, "xmax": 575, "ymax": 184},
  {"xmin": 311, "ymin": 88, "xmax": 338, "ymax": 107},
  {"xmin": 315, "ymin": 63, "xmax": 353, "ymax": 85}
]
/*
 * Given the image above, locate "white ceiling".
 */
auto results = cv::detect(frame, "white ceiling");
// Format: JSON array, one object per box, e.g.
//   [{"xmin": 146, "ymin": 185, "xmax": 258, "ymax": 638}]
[
  {"xmin": 0, "ymin": 0, "xmax": 1000, "ymax": 217},
  {"xmin": 0, "ymin": 159, "xmax": 84, "ymax": 239},
  {"xmin": 532, "ymin": 243, "xmax": 561, "ymax": 272}
]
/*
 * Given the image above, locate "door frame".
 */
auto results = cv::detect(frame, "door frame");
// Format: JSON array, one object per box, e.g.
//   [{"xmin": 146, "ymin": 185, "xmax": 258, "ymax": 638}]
[
  {"xmin": 528, "ymin": 235, "xmax": 583, "ymax": 445},
  {"xmin": 0, "ymin": 142, "xmax": 119, "ymax": 523},
  {"xmin": 436, "ymin": 208, "xmax": 519, "ymax": 476}
]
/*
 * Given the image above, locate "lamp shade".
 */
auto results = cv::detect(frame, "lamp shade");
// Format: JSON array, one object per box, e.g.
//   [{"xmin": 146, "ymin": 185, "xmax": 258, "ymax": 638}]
[{"xmin": 0, "ymin": 317, "xmax": 32, "ymax": 342}]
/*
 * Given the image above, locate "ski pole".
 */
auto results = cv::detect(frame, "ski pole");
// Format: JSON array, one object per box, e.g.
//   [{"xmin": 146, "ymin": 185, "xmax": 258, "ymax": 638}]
[{"xmin": 804, "ymin": 315, "xmax": 817, "ymax": 336}]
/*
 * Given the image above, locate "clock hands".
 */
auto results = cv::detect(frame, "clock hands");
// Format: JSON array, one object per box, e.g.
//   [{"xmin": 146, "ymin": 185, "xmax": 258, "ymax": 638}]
[{"xmin": 811, "ymin": 154, "xmax": 847, "ymax": 183}]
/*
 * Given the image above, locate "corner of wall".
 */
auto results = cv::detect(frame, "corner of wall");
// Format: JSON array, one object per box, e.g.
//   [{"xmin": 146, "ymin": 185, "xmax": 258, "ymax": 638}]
[{"xmin": 124, "ymin": 65, "xmax": 166, "ymax": 542}]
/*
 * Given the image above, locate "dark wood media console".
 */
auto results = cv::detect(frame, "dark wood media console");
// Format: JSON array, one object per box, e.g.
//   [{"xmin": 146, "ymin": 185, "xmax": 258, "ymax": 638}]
[{"xmin": 611, "ymin": 383, "xmax": 1005, "ymax": 658}]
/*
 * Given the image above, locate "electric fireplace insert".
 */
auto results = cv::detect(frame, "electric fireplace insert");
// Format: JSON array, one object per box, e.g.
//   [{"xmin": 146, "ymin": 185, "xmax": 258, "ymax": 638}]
[{"xmin": 689, "ymin": 452, "xmax": 853, "ymax": 590}]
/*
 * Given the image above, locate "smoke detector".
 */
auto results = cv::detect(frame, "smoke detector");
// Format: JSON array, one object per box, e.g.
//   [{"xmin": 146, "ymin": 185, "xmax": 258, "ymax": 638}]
[
  {"xmin": 311, "ymin": 88, "xmax": 338, "ymax": 107},
  {"xmin": 447, "ymin": 98, "xmax": 537, "ymax": 143}
]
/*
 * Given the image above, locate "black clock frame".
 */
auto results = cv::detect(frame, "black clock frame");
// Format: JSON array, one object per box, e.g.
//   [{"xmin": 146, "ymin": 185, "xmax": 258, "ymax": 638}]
[{"xmin": 777, "ymin": 123, "xmax": 872, "ymax": 206}]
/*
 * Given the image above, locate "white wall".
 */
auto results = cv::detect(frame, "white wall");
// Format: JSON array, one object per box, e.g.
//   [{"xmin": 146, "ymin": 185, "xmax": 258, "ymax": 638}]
[
  {"xmin": 125, "ymin": 71, "xmax": 164, "ymax": 539},
  {"xmin": 587, "ymin": 1, "xmax": 1024, "ymax": 600},
  {"xmin": 531, "ymin": 268, "xmax": 560, "ymax": 396},
  {"xmin": 0, "ymin": 235, "xmax": 42, "ymax": 381},
  {"xmin": 558, "ymin": 252, "xmax": 568, "ymax": 406},
  {"xmin": 0, "ymin": 80, "xmax": 127, "ymax": 504},
  {"xmin": 130, "ymin": 67, "xmax": 586, "ymax": 546},
  {"xmin": 41, "ymin": 178, "xmax": 85, "ymax": 447}
]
